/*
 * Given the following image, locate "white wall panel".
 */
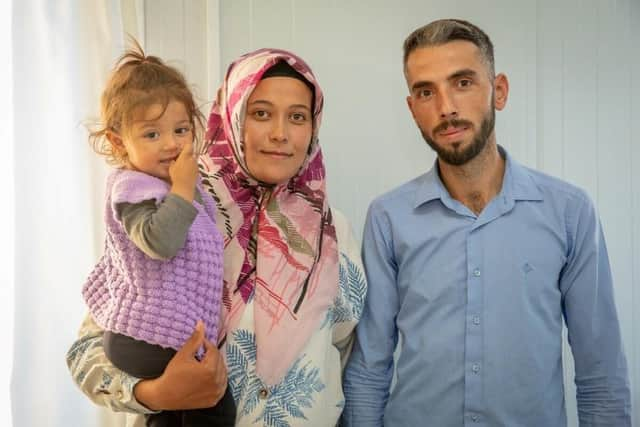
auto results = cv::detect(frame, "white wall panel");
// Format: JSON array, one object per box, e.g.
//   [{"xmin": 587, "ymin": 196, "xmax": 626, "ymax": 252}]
[
  {"xmin": 631, "ymin": 0, "xmax": 640, "ymax": 416},
  {"xmin": 144, "ymin": 0, "xmax": 211, "ymax": 109}
]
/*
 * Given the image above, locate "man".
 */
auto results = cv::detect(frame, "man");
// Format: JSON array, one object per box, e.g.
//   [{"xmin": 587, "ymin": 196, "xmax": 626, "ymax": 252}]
[{"xmin": 342, "ymin": 19, "xmax": 631, "ymax": 426}]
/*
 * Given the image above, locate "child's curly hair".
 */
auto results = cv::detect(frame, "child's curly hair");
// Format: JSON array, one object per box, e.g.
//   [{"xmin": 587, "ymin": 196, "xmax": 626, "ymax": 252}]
[{"xmin": 89, "ymin": 38, "xmax": 205, "ymax": 165}]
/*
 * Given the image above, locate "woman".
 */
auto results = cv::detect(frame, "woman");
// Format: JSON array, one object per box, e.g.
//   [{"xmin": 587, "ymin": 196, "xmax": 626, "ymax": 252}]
[{"xmin": 67, "ymin": 48, "xmax": 367, "ymax": 427}]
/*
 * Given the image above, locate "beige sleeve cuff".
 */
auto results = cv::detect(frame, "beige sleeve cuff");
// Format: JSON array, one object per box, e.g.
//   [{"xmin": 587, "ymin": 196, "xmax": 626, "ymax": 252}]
[{"xmin": 66, "ymin": 313, "xmax": 159, "ymax": 415}]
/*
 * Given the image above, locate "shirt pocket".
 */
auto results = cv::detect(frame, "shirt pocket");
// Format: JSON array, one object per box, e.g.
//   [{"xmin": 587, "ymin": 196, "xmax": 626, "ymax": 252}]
[{"xmin": 519, "ymin": 259, "xmax": 563, "ymax": 325}]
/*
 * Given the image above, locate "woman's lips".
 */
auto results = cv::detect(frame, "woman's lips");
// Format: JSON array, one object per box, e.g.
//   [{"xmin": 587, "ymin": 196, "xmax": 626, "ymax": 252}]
[{"xmin": 261, "ymin": 150, "xmax": 293, "ymax": 158}]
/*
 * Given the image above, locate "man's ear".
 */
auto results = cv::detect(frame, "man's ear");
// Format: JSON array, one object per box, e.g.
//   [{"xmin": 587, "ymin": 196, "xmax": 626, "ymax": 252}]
[
  {"xmin": 406, "ymin": 95, "xmax": 417, "ymax": 121},
  {"xmin": 493, "ymin": 73, "xmax": 509, "ymax": 111}
]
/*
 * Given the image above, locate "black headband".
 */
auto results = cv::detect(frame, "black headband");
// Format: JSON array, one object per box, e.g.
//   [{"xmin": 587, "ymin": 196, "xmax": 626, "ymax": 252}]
[{"xmin": 261, "ymin": 61, "xmax": 315, "ymax": 95}]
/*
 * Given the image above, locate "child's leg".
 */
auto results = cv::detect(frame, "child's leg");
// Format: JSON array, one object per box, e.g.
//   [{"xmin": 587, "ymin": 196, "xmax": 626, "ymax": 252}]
[
  {"xmin": 145, "ymin": 411, "xmax": 182, "ymax": 427},
  {"xmin": 103, "ymin": 331, "xmax": 237, "ymax": 427},
  {"xmin": 103, "ymin": 331, "xmax": 182, "ymax": 427},
  {"xmin": 103, "ymin": 331, "xmax": 175, "ymax": 378},
  {"xmin": 180, "ymin": 384, "xmax": 236, "ymax": 427}
]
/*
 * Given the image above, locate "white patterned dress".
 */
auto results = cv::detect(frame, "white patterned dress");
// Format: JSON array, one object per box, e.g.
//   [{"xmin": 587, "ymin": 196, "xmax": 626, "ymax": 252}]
[{"xmin": 66, "ymin": 209, "xmax": 366, "ymax": 427}]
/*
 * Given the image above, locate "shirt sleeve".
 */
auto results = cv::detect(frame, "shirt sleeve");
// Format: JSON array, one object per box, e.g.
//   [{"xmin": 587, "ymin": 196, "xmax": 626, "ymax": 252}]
[
  {"xmin": 115, "ymin": 193, "xmax": 198, "ymax": 260},
  {"xmin": 560, "ymin": 195, "xmax": 632, "ymax": 426},
  {"xmin": 65, "ymin": 313, "xmax": 159, "ymax": 416},
  {"xmin": 342, "ymin": 202, "xmax": 399, "ymax": 427}
]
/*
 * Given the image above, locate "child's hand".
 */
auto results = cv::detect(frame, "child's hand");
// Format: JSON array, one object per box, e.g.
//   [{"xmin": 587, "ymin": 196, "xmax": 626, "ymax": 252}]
[{"xmin": 169, "ymin": 140, "xmax": 198, "ymax": 202}]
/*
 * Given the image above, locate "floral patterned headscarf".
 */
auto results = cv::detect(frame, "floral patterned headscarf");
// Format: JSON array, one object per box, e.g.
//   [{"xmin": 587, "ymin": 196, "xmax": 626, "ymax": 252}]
[{"xmin": 200, "ymin": 48, "xmax": 339, "ymax": 386}]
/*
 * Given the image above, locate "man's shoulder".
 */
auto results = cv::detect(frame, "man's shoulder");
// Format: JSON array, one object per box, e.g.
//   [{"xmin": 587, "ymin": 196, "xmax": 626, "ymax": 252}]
[
  {"xmin": 368, "ymin": 172, "xmax": 431, "ymax": 212},
  {"xmin": 521, "ymin": 165, "xmax": 592, "ymax": 207}
]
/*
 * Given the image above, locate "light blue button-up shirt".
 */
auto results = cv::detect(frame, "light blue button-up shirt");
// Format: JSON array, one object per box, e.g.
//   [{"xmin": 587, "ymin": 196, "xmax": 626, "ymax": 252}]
[{"xmin": 343, "ymin": 149, "xmax": 631, "ymax": 426}]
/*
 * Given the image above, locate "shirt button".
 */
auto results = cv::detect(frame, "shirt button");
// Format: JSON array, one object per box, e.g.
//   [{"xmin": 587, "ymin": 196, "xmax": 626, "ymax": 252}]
[
  {"xmin": 472, "ymin": 315, "xmax": 480, "ymax": 325},
  {"xmin": 473, "ymin": 268, "xmax": 481, "ymax": 277},
  {"xmin": 472, "ymin": 363, "xmax": 480, "ymax": 373},
  {"xmin": 259, "ymin": 388, "xmax": 269, "ymax": 399}
]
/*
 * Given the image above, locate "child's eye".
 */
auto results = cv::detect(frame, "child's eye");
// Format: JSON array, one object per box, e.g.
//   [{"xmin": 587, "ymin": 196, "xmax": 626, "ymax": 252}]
[
  {"xmin": 144, "ymin": 131, "xmax": 160, "ymax": 140},
  {"xmin": 175, "ymin": 127, "xmax": 191, "ymax": 135}
]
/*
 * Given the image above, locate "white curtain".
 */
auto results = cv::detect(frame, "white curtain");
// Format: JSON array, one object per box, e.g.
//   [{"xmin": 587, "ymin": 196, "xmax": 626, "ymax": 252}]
[
  {"xmin": 11, "ymin": 1, "xmax": 125, "ymax": 425},
  {"xmin": 1, "ymin": 0, "xmax": 14, "ymax": 424}
]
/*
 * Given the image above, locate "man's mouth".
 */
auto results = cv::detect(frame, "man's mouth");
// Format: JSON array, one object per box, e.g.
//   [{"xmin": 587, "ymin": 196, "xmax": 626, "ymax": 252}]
[
  {"xmin": 440, "ymin": 126, "xmax": 468, "ymax": 137},
  {"xmin": 434, "ymin": 119, "xmax": 473, "ymax": 138}
]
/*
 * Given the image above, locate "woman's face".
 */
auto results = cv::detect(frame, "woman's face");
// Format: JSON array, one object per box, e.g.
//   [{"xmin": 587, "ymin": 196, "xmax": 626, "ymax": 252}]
[{"xmin": 243, "ymin": 76, "xmax": 313, "ymax": 185}]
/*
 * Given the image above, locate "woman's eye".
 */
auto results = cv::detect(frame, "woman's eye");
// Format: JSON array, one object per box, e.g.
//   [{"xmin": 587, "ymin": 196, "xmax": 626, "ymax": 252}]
[
  {"xmin": 253, "ymin": 110, "xmax": 269, "ymax": 119},
  {"xmin": 290, "ymin": 112, "xmax": 307, "ymax": 122}
]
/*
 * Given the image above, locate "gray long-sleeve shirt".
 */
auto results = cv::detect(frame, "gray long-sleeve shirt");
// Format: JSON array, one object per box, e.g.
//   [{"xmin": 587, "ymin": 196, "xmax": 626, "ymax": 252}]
[{"xmin": 115, "ymin": 192, "xmax": 202, "ymax": 260}]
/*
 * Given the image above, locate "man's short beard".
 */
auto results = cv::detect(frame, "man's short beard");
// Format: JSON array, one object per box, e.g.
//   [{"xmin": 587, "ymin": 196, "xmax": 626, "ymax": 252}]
[{"xmin": 421, "ymin": 108, "xmax": 495, "ymax": 166}]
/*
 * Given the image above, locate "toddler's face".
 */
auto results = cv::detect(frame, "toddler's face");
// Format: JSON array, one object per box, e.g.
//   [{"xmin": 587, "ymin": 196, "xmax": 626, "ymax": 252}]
[{"xmin": 117, "ymin": 100, "xmax": 193, "ymax": 182}]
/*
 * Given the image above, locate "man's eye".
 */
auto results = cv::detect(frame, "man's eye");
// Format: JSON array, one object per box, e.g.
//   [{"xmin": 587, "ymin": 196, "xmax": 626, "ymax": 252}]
[
  {"xmin": 417, "ymin": 89, "xmax": 432, "ymax": 99},
  {"xmin": 458, "ymin": 79, "xmax": 472, "ymax": 87}
]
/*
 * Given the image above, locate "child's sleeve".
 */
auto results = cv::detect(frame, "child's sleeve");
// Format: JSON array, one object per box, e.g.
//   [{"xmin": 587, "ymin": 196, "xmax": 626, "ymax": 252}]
[{"xmin": 115, "ymin": 193, "xmax": 198, "ymax": 260}]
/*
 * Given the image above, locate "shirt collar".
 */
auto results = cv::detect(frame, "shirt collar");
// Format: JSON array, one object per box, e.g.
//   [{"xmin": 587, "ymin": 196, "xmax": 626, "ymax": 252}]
[
  {"xmin": 501, "ymin": 146, "xmax": 544, "ymax": 202},
  {"xmin": 414, "ymin": 145, "xmax": 543, "ymax": 209}
]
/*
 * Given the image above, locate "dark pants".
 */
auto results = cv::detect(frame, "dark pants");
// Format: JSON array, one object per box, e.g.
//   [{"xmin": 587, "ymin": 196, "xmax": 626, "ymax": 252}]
[{"xmin": 104, "ymin": 331, "xmax": 236, "ymax": 427}]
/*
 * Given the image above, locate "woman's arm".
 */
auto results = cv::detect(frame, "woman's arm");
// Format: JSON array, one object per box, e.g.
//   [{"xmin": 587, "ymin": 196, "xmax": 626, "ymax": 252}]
[
  {"xmin": 66, "ymin": 313, "xmax": 229, "ymax": 412},
  {"xmin": 66, "ymin": 313, "xmax": 155, "ymax": 414}
]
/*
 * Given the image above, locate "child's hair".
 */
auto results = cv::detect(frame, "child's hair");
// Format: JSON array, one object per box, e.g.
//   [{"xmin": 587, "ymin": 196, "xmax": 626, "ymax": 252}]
[{"xmin": 89, "ymin": 38, "xmax": 205, "ymax": 165}]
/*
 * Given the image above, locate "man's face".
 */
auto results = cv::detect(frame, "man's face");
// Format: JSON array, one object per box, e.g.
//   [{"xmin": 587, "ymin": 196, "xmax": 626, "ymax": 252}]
[{"xmin": 405, "ymin": 40, "xmax": 508, "ymax": 166}]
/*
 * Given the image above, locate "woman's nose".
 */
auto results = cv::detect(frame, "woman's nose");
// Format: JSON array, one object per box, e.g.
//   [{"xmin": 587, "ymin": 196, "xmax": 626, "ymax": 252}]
[{"xmin": 269, "ymin": 118, "xmax": 288, "ymax": 143}]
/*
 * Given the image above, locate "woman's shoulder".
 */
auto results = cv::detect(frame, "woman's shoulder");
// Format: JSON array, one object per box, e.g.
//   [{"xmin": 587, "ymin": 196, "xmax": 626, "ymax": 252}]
[
  {"xmin": 330, "ymin": 207, "xmax": 359, "ymax": 261},
  {"xmin": 329, "ymin": 206, "xmax": 366, "ymax": 301},
  {"xmin": 330, "ymin": 207, "xmax": 351, "ymax": 242}
]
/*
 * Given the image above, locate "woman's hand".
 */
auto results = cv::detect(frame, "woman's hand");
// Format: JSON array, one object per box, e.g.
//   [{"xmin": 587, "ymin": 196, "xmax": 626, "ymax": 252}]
[{"xmin": 133, "ymin": 321, "xmax": 228, "ymax": 410}]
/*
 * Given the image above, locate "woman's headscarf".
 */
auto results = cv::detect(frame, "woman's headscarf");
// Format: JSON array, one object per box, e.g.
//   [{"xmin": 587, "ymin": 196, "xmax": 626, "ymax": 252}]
[{"xmin": 200, "ymin": 48, "xmax": 339, "ymax": 386}]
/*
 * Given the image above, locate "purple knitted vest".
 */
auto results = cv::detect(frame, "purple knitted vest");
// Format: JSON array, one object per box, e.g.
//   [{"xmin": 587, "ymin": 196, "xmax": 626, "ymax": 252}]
[{"xmin": 82, "ymin": 169, "xmax": 224, "ymax": 349}]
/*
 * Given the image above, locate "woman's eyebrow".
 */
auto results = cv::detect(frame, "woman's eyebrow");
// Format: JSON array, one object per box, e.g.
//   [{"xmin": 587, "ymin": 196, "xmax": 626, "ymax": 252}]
[{"xmin": 247, "ymin": 99, "xmax": 274, "ymax": 106}]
